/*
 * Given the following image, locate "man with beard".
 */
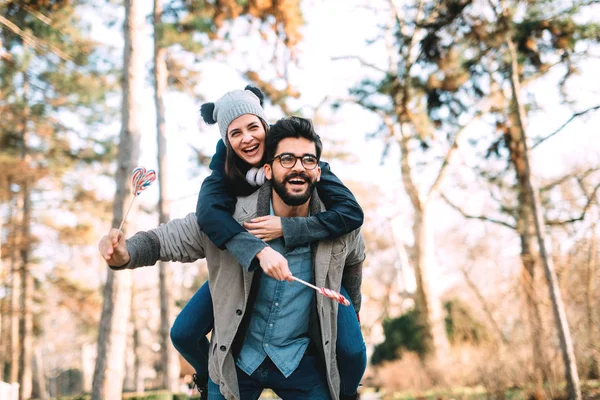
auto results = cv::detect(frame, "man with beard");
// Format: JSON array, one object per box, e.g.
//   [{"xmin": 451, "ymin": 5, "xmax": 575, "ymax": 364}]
[{"xmin": 98, "ymin": 116, "xmax": 366, "ymax": 400}]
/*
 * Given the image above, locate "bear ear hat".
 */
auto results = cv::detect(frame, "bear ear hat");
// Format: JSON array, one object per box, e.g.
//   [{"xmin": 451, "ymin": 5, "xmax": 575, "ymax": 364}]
[
  {"xmin": 244, "ymin": 85, "xmax": 264, "ymax": 107},
  {"xmin": 200, "ymin": 102, "xmax": 216, "ymax": 124}
]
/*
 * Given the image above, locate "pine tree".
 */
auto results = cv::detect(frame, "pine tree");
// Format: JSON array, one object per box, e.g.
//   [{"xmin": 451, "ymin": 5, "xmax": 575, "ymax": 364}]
[
  {"xmin": 1, "ymin": 1, "xmax": 118, "ymax": 396},
  {"xmin": 91, "ymin": 0, "xmax": 141, "ymax": 398}
]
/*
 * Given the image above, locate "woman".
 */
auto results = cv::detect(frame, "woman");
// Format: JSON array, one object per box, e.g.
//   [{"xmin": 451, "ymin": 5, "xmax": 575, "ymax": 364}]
[{"xmin": 170, "ymin": 85, "xmax": 366, "ymax": 400}]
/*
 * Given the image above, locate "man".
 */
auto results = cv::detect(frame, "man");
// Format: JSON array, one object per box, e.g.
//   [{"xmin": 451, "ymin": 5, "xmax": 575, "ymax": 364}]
[{"xmin": 99, "ymin": 116, "xmax": 366, "ymax": 399}]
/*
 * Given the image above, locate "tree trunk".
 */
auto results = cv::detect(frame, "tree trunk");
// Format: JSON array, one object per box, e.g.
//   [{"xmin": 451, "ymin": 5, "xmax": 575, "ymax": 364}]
[
  {"xmin": 153, "ymin": 0, "xmax": 180, "ymax": 391},
  {"xmin": 32, "ymin": 345, "xmax": 49, "ymax": 400},
  {"xmin": 462, "ymin": 268, "xmax": 507, "ymax": 345},
  {"xmin": 131, "ymin": 285, "xmax": 144, "ymax": 393},
  {"xmin": 18, "ymin": 71, "xmax": 33, "ymax": 400},
  {"xmin": 507, "ymin": 37, "xmax": 581, "ymax": 400},
  {"xmin": 507, "ymin": 138, "xmax": 551, "ymax": 385},
  {"xmin": 412, "ymin": 207, "xmax": 449, "ymax": 361},
  {"xmin": 0, "ymin": 176, "xmax": 6, "ymax": 380},
  {"xmin": 9, "ymin": 188, "xmax": 20, "ymax": 385},
  {"xmin": 397, "ymin": 121, "xmax": 449, "ymax": 363},
  {"xmin": 92, "ymin": 1, "xmax": 140, "ymax": 398},
  {"xmin": 0, "ymin": 299, "xmax": 3, "ymax": 382},
  {"xmin": 81, "ymin": 344, "xmax": 94, "ymax": 393},
  {"xmin": 5, "ymin": 176, "xmax": 19, "ymax": 385},
  {"xmin": 586, "ymin": 225, "xmax": 598, "ymax": 378},
  {"xmin": 0, "ymin": 181, "xmax": 4, "ymax": 378},
  {"xmin": 18, "ymin": 180, "xmax": 33, "ymax": 400}
]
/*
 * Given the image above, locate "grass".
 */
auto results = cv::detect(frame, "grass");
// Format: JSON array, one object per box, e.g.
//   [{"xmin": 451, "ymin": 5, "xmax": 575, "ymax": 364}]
[{"xmin": 357, "ymin": 379, "xmax": 600, "ymax": 399}]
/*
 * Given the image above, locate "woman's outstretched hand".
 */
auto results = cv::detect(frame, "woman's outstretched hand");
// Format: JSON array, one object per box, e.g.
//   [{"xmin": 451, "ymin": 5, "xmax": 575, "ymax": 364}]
[{"xmin": 244, "ymin": 216, "xmax": 283, "ymax": 242}]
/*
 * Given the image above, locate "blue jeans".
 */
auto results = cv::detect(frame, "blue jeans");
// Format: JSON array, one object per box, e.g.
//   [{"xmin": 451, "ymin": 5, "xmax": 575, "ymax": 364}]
[
  {"xmin": 170, "ymin": 282, "xmax": 213, "ymax": 382},
  {"xmin": 170, "ymin": 282, "xmax": 366, "ymax": 395},
  {"xmin": 208, "ymin": 353, "xmax": 330, "ymax": 400},
  {"xmin": 336, "ymin": 286, "xmax": 367, "ymax": 396}
]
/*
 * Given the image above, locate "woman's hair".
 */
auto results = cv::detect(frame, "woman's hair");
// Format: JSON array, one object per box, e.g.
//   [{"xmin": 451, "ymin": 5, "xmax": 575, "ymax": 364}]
[{"xmin": 224, "ymin": 118, "xmax": 270, "ymax": 183}]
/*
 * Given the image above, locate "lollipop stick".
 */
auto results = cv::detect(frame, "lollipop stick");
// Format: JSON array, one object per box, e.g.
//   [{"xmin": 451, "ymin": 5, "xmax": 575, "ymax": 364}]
[
  {"xmin": 117, "ymin": 195, "xmax": 136, "ymax": 233},
  {"xmin": 291, "ymin": 276, "xmax": 350, "ymax": 306},
  {"xmin": 291, "ymin": 276, "xmax": 320, "ymax": 291}
]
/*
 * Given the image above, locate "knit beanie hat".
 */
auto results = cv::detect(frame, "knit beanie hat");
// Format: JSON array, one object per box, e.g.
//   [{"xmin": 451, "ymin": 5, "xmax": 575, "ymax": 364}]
[{"xmin": 200, "ymin": 85, "xmax": 267, "ymax": 143}]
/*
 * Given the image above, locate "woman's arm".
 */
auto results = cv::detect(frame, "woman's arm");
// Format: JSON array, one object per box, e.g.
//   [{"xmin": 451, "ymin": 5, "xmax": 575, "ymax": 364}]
[
  {"xmin": 195, "ymin": 140, "xmax": 244, "ymax": 249},
  {"xmin": 196, "ymin": 140, "xmax": 268, "ymax": 269},
  {"xmin": 279, "ymin": 161, "xmax": 364, "ymax": 248},
  {"xmin": 342, "ymin": 230, "xmax": 366, "ymax": 314}
]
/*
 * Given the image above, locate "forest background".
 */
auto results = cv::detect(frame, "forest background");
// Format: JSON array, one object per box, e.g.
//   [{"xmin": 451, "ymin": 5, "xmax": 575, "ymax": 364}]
[{"xmin": 1, "ymin": 0, "xmax": 600, "ymax": 399}]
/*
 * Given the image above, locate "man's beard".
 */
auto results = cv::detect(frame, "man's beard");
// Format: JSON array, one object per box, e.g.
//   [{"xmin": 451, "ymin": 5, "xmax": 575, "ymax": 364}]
[{"xmin": 272, "ymin": 172, "xmax": 316, "ymax": 206}]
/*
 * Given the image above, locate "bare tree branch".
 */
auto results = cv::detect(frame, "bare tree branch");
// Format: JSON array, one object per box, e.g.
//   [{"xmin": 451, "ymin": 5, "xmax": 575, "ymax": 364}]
[
  {"xmin": 0, "ymin": 15, "xmax": 72, "ymax": 62},
  {"xmin": 428, "ymin": 113, "xmax": 482, "ymax": 198},
  {"xmin": 441, "ymin": 193, "xmax": 517, "ymax": 230},
  {"xmin": 462, "ymin": 267, "xmax": 509, "ymax": 345},
  {"xmin": 330, "ymin": 55, "xmax": 387, "ymax": 74},
  {"xmin": 532, "ymin": 105, "xmax": 600, "ymax": 149},
  {"xmin": 22, "ymin": 5, "xmax": 53, "ymax": 27},
  {"xmin": 546, "ymin": 182, "xmax": 600, "ymax": 226},
  {"xmin": 540, "ymin": 167, "xmax": 600, "ymax": 192}
]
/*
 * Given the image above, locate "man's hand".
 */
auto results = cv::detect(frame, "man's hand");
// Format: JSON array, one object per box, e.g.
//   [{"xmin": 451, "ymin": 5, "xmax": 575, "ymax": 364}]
[
  {"xmin": 98, "ymin": 229, "xmax": 131, "ymax": 267},
  {"xmin": 244, "ymin": 216, "xmax": 283, "ymax": 242},
  {"xmin": 256, "ymin": 246, "xmax": 293, "ymax": 281}
]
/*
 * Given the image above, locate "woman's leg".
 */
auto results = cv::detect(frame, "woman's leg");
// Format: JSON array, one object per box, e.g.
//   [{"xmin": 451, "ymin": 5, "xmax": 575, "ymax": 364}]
[
  {"xmin": 336, "ymin": 285, "xmax": 367, "ymax": 398},
  {"xmin": 170, "ymin": 281, "xmax": 214, "ymax": 383}
]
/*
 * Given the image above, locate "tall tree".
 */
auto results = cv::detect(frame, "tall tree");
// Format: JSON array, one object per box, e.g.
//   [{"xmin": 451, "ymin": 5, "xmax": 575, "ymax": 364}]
[
  {"xmin": 92, "ymin": 0, "xmax": 141, "ymax": 398},
  {"xmin": 505, "ymin": 17, "xmax": 581, "ymax": 398},
  {"xmin": 18, "ymin": 68, "xmax": 34, "ymax": 400},
  {"xmin": 401, "ymin": 0, "xmax": 598, "ymax": 394},
  {"xmin": 1, "ymin": 0, "xmax": 118, "ymax": 392},
  {"xmin": 343, "ymin": 0, "xmax": 598, "ymax": 374},
  {"xmin": 9, "ymin": 193, "xmax": 20, "ymax": 386},
  {"xmin": 586, "ymin": 221, "xmax": 599, "ymax": 377},
  {"xmin": 153, "ymin": 0, "xmax": 179, "ymax": 391},
  {"xmin": 341, "ymin": 0, "xmax": 463, "ymax": 363},
  {"xmin": 0, "ymin": 179, "xmax": 4, "ymax": 380},
  {"xmin": 131, "ymin": 285, "xmax": 144, "ymax": 393}
]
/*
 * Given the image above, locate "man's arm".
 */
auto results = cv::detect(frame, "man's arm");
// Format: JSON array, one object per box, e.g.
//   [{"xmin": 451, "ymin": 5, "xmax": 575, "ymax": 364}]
[
  {"xmin": 279, "ymin": 162, "xmax": 364, "ymax": 248},
  {"xmin": 342, "ymin": 230, "xmax": 366, "ymax": 314},
  {"xmin": 100, "ymin": 213, "xmax": 207, "ymax": 270}
]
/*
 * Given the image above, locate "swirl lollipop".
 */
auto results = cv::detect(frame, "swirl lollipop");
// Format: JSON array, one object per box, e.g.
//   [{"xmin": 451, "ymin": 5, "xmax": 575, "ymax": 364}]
[
  {"xmin": 117, "ymin": 167, "xmax": 157, "ymax": 232},
  {"xmin": 291, "ymin": 276, "xmax": 351, "ymax": 307}
]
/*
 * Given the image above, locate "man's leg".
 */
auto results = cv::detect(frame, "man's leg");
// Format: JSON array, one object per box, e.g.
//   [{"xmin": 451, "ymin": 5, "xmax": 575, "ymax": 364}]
[
  {"xmin": 235, "ymin": 365, "xmax": 266, "ymax": 400},
  {"xmin": 336, "ymin": 285, "xmax": 367, "ymax": 398},
  {"xmin": 267, "ymin": 353, "xmax": 331, "ymax": 400},
  {"xmin": 207, "ymin": 364, "xmax": 267, "ymax": 400}
]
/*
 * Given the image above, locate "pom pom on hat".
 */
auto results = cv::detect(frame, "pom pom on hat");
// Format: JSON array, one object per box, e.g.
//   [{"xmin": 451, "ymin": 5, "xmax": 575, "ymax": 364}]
[
  {"xmin": 200, "ymin": 102, "xmax": 216, "ymax": 124},
  {"xmin": 244, "ymin": 85, "xmax": 264, "ymax": 107}
]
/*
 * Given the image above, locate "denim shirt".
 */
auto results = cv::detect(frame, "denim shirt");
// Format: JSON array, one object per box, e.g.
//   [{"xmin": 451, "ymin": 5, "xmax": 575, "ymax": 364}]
[{"xmin": 236, "ymin": 237, "xmax": 314, "ymax": 378}]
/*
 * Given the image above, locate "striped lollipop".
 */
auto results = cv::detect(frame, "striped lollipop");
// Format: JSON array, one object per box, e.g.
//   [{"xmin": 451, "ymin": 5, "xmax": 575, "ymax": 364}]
[
  {"xmin": 292, "ymin": 276, "xmax": 351, "ymax": 307},
  {"xmin": 131, "ymin": 167, "xmax": 156, "ymax": 196},
  {"xmin": 318, "ymin": 287, "xmax": 351, "ymax": 307},
  {"xmin": 117, "ymin": 167, "xmax": 157, "ymax": 233}
]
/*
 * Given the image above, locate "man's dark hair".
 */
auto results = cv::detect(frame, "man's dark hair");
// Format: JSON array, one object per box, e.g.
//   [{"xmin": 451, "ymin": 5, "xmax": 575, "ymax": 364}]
[{"xmin": 265, "ymin": 116, "xmax": 323, "ymax": 162}]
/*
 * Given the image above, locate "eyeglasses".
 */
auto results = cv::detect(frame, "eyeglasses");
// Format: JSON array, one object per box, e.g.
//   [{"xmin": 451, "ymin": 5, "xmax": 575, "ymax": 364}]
[{"xmin": 271, "ymin": 153, "xmax": 319, "ymax": 170}]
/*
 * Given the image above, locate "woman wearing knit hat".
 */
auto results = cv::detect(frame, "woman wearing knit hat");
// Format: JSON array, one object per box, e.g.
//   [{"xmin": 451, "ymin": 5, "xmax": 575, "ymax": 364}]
[{"xmin": 169, "ymin": 85, "xmax": 365, "ymax": 400}]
